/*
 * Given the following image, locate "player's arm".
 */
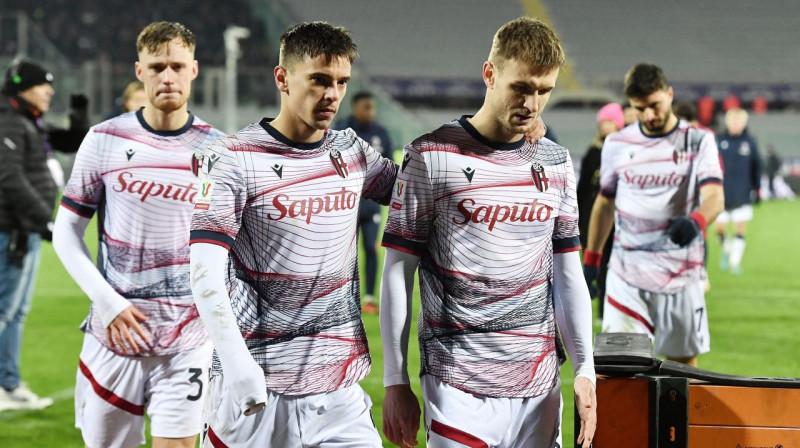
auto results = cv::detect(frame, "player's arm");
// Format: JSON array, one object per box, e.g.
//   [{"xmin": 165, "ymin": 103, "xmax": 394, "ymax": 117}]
[
  {"xmin": 190, "ymin": 243, "xmax": 267, "ymax": 415},
  {"xmin": 696, "ymin": 183, "xmax": 724, "ymax": 225},
  {"xmin": 554, "ymin": 250, "xmax": 597, "ymax": 448},
  {"xmin": 52, "ymin": 208, "xmax": 149, "ymax": 354},
  {"xmin": 380, "ymin": 247, "xmax": 422, "ymax": 447}
]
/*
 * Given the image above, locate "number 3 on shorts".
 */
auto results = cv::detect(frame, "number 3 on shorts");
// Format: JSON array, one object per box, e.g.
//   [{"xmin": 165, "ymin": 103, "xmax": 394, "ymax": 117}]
[{"xmin": 187, "ymin": 368, "xmax": 203, "ymax": 401}]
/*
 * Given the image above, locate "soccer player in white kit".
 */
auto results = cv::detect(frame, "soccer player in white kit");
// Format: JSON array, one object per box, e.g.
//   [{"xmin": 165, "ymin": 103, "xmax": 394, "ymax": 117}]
[
  {"xmin": 380, "ymin": 17, "xmax": 597, "ymax": 448},
  {"xmin": 583, "ymin": 63, "xmax": 725, "ymax": 367},
  {"xmin": 52, "ymin": 22, "xmax": 223, "ymax": 448},
  {"xmin": 188, "ymin": 22, "xmax": 398, "ymax": 447}
]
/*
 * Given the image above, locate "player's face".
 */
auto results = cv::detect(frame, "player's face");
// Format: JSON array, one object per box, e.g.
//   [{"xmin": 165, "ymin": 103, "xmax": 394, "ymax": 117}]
[
  {"xmin": 725, "ymin": 114, "xmax": 747, "ymax": 136},
  {"xmin": 353, "ymin": 97, "xmax": 376, "ymax": 124},
  {"xmin": 629, "ymin": 87, "xmax": 674, "ymax": 134},
  {"xmin": 135, "ymin": 38, "xmax": 198, "ymax": 113},
  {"xmin": 486, "ymin": 58, "xmax": 558, "ymax": 139},
  {"xmin": 18, "ymin": 83, "xmax": 54, "ymax": 113},
  {"xmin": 277, "ymin": 54, "xmax": 351, "ymax": 133}
]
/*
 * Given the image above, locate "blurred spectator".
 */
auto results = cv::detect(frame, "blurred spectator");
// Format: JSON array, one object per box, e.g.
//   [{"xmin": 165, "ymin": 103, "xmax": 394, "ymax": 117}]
[
  {"xmin": 715, "ymin": 107, "xmax": 762, "ymax": 275},
  {"xmin": 722, "ymin": 93, "xmax": 741, "ymax": 112},
  {"xmin": 623, "ymin": 103, "xmax": 637, "ymax": 126},
  {"xmin": 674, "ymin": 101, "xmax": 713, "ymax": 132},
  {"xmin": 0, "ymin": 59, "xmax": 65, "ymax": 412},
  {"xmin": 765, "ymin": 144, "xmax": 781, "ymax": 198},
  {"xmin": 697, "ymin": 95, "xmax": 715, "ymax": 126},
  {"xmin": 577, "ymin": 103, "xmax": 623, "ymax": 317},
  {"xmin": 752, "ymin": 95, "xmax": 768, "ymax": 115},
  {"xmin": 334, "ymin": 91, "xmax": 393, "ymax": 315},
  {"xmin": 105, "ymin": 80, "xmax": 147, "ymax": 119}
]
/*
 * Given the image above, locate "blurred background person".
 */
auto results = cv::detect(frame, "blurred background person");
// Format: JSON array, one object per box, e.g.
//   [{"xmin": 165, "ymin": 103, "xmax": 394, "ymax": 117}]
[
  {"xmin": 765, "ymin": 144, "xmax": 781, "ymax": 199},
  {"xmin": 105, "ymin": 80, "xmax": 147, "ymax": 119},
  {"xmin": 577, "ymin": 102, "xmax": 624, "ymax": 320},
  {"xmin": 0, "ymin": 59, "xmax": 61, "ymax": 411},
  {"xmin": 715, "ymin": 107, "xmax": 762, "ymax": 274},
  {"xmin": 334, "ymin": 91, "xmax": 393, "ymax": 314},
  {"xmin": 623, "ymin": 103, "xmax": 638, "ymax": 127}
]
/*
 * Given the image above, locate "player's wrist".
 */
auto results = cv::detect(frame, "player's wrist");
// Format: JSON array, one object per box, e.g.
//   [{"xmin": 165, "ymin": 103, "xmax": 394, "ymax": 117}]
[
  {"xmin": 583, "ymin": 250, "xmax": 603, "ymax": 267},
  {"xmin": 689, "ymin": 212, "xmax": 707, "ymax": 231}
]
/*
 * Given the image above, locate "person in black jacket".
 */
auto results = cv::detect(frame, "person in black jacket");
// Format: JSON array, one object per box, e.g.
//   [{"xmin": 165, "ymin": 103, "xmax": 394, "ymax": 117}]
[
  {"xmin": 576, "ymin": 102, "xmax": 624, "ymax": 318},
  {"xmin": 0, "ymin": 59, "xmax": 87, "ymax": 411}
]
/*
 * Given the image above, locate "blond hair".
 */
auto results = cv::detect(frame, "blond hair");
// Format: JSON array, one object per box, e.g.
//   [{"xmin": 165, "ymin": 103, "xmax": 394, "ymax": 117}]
[
  {"xmin": 136, "ymin": 21, "xmax": 195, "ymax": 55},
  {"xmin": 488, "ymin": 17, "xmax": 565, "ymax": 72}
]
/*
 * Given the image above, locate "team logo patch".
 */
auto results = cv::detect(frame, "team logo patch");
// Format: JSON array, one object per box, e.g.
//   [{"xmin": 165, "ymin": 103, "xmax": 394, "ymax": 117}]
[
  {"xmin": 125, "ymin": 148, "xmax": 135, "ymax": 161},
  {"xmin": 329, "ymin": 148, "xmax": 349, "ymax": 178},
  {"xmin": 738, "ymin": 142, "xmax": 751, "ymax": 156},
  {"xmin": 194, "ymin": 180, "xmax": 214, "ymax": 210},
  {"xmin": 191, "ymin": 152, "xmax": 202, "ymax": 177},
  {"xmin": 271, "ymin": 163, "xmax": 283, "ymax": 179},
  {"xmin": 401, "ymin": 152, "xmax": 412, "ymax": 172},
  {"xmin": 531, "ymin": 162, "xmax": 549, "ymax": 192},
  {"xmin": 462, "ymin": 167, "xmax": 475, "ymax": 183},
  {"xmin": 395, "ymin": 180, "xmax": 405, "ymax": 197},
  {"xmin": 673, "ymin": 147, "xmax": 688, "ymax": 165}
]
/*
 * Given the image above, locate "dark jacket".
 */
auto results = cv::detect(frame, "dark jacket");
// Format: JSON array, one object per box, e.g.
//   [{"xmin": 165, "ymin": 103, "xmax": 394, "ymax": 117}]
[
  {"xmin": 717, "ymin": 129, "xmax": 762, "ymax": 209},
  {"xmin": 0, "ymin": 95, "xmax": 58, "ymax": 233}
]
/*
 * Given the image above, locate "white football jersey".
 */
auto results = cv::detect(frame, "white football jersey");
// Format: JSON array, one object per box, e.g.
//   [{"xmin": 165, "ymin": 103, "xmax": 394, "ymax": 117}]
[
  {"xmin": 190, "ymin": 119, "xmax": 397, "ymax": 395},
  {"xmin": 382, "ymin": 116, "xmax": 580, "ymax": 398}
]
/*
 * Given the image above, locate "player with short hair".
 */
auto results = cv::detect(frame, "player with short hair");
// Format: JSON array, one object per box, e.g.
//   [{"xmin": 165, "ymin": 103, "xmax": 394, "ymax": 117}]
[
  {"xmin": 188, "ymin": 21, "xmax": 397, "ymax": 447},
  {"xmin": 715, "ymin": 107, "xmax": 761, "ymax": 274},
  {"xmin": 380, "ymin": 17, "xmax": 596, "ymax": 448},
  {"xmin": 52, "ymin": 21, "xmax": 223, "ymax": 448},
  {"xmin": 583, "ymin": 63, "xmax": 724, "ymax": 367}
]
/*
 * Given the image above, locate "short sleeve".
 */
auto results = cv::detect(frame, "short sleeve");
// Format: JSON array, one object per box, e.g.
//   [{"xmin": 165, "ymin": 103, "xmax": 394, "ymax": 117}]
[
  {"xmin": 381, "ymin": 139, "xmax": 433, "ymax": 256},
  {"xmin": 61, "ymin": 129, "xmax": 104, "ymax": 218},
  {"xmin": 598, "ymin": 136, "xmax": 619, "ymax": 197},
  {"xmin": 360, "ymin": 137, "xmax": 398, "ymax": 205},
  {"xmin": 696, "ymin": 131, "xmax": 723, "ymax": 187},
  {"xmin": 189, "ymin": 139, "xmax": 246, "ymax": 250},
  {"xmin": 552, "ymin": 153, "xmax": 581, "ymax": 253}
]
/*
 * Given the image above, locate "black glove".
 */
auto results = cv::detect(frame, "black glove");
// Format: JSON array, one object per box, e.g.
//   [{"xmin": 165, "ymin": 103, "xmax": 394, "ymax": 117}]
[
  {"xmin": 39, "ymin": 222, "xmax": 53, "ymax": 242},
  {"xmin": 70, "ymin": 93, "xmax": 89, "ymax": 111},
  {"xmin": 583, "ymin": 264, "xmax": 600, "ymax": 299},
  {"xmin": 666, "ymin": 215, "xmax": 701, "ymax": 247},
  {"xmin": 7, "ymin": 230, "xmax": 28, "ymax": 267}
]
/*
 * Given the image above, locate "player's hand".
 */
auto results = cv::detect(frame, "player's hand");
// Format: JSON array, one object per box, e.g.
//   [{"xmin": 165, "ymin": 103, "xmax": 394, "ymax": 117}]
[
  {"xmin": 383, "ymin": 384, "xmax": 421, "ymax": 447},
  {"xmin": 227, "ymin": 356, "xmax": 268, "ymax": 416},
  {"xmin": 525, "ymin": 117, "xmax": 547, "ymax": 143},
  {"xmin": 574, "ymin": 376, "xmax": 597, "ymax": 448},
  {"xmin": 106, "ymin": 305, "xmax": 149, "ymax": 355},
  {"xmin": 69, "ymin": 93, "xmax": 89, "ymax": 111},
  {"xmin": 666, "ymin": 215, "xmax": 701, "ymax": 247}
]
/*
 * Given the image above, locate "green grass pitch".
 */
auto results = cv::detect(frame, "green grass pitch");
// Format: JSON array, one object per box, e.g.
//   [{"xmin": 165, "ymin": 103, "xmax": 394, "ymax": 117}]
[{"xmin": 1, "ymin": 200, "xmax": 798, "ymax": 447}]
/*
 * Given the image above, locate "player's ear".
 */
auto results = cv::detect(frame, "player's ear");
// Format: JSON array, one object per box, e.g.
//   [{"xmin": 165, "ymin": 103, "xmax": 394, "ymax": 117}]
[
  {"xmin": 482, "ymin": 61, "xmax": 495, "ymax": 89},
  {"xmin": 191, "ymin": 60, "xmax": 199, "ymax": 81},
  {"xmin": 275, "ymin": 66, "xmax": 289, "ymax": 94},
  {"xmin": 134, "ymin": 61, "xmax": 143, "ymax": 82}
]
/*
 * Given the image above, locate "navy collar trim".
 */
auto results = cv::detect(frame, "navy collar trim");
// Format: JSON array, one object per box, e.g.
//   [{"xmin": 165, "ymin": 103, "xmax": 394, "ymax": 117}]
[
  {"xmin": 260, "ymin": 118, "xmax": 325, "ymax": 150},
  {"xmin": 136, "ymin": 109, "xmax": 194, "ymax": 136},
  {"xmin": 458, "ymin": 115, "xmax": 526, "ymax": 151}
]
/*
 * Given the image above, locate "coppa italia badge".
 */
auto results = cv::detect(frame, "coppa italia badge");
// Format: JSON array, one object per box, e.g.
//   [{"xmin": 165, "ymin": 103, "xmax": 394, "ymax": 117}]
[
  {"xmin": 531, "ymin": 162, "xmax": 549, "ymax": 192},
  {"xmin": 329, "ymin": 148, "xmax": 349, "ymax": 178}
]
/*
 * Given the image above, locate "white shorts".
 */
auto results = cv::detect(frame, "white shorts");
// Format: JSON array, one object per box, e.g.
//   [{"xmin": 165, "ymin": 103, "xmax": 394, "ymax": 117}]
[
  {"xmin": 421, "ymin": 375, "xmax": 562, "ymax": 448},
  {"xmin": 202, "ymin": 375, "xmax": 381, "ymax": 448},
  {"xmin": 602, "ymin": 270, "xmax": 710, "ymax": 358},
  {"xmin": 75, "ymin": 335, "xmax": 213, "ymax": 448},
  {"xmin": 715, "ymin": 204, "xmax": 753, "ymax": 224}
]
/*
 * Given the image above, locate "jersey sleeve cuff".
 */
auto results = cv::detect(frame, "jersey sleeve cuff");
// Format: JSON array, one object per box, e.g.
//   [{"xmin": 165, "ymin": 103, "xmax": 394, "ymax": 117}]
[
  {"xmin": 189, "ymin": 230, "xmax": 234, "ymax": 250},
  {"xmin": 60, "ymin": 196, "xmax": 96, "ymax": 219},
  {"xmin": 698, "ymin": 177, "xmax": 722, "ymax": 187},
  {"xmin": 384, "ymin": 373, "xmax": 411, "ymax": 387},
  {"xmin": 599, "ymin": 188, "xmax": 616, "ymax": 198},
  {"xmin": 381, "ymin": 233, "xmax": 426, "ymax": 256},
  {"xmin": 553, "ymin": 236, "xmax": 581, "ymax": 253}
]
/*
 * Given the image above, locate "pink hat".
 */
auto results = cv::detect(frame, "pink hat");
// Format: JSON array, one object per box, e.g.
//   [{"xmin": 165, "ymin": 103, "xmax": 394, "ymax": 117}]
[{"xmin": 596, "ymin": 103, "xmax": 625, "ymax": 131}]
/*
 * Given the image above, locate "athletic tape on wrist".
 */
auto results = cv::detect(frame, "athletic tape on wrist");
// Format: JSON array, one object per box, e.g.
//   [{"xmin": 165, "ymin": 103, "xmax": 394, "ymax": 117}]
[
  {"xmin": 584, "ymin": 250, "xmax": 603, "ymax": 267},
  {"xmin": 689, "ymin": 212, "xmax": 707, "ymax": 231}
]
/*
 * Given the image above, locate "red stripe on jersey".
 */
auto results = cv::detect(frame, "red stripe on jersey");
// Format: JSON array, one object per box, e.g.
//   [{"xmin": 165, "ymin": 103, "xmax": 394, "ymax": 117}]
[
  {"xmin": 381, "ymin": 242, "xmax": 421, "ymax": 256},
  {"xmin": 60, "ymin": 202, "xmax": 94, "ymax": 218},
  {"xmin": 78, "ymin": 360, "xmax": 144, "ymax": 416},
  {"xmin": 607, "ymin": 296, "xmax": 655, "ymax": 333},
  {"xmin": 207, "ymin": 426, "xmax": 228, "ymax": 448},
  {"xmin": 430, "ymin": 419, "xmax": 489, "ymax": 448},
  {"xmin": 434, "ymin": 180, "xmax": 532, "ymax": 202},
  {"xmin": 554, "ymin": 245, "xmax": 580, "ymax": 254}
]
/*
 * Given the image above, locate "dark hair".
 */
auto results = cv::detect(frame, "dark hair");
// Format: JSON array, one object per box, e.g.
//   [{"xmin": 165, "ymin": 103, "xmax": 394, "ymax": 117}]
[
  {"xmin": 279, "ymin": 21, "xmax": 358, "ymax": 69},
  {"xmin": 137, "ymin": 21, "xmax": 196, "ymax": 54},
  {"xmin": 673, "ymin": 101, "xmax": 697, "ymax": 122},
  {"xmin": 624, "ymin": 63, "xmax": 669, "ymax": 98},
  {"xmin": 352, "ymin": 91, "xmax": 374, "ymax": 104}
]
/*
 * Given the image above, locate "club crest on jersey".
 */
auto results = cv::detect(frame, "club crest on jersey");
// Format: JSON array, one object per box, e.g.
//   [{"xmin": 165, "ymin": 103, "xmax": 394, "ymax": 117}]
[
  {"xmin": 329, "ymin": 148, "xmax": 349, "ymax": 178},
  {"xmin": 531, "ymin": 162, "xmax": 549, "ymax": 192},
  {"xmin": 673, "ymin": 147, "xmax": 688, "ymax": 165},
  {"xmin": 194, "ymin": 180, "xmax": 214, "ymax": 210},
  {"xmin": 401, "ymin": 152, "xmax": 412, "ymax": 172},
  {"xmin": 191, "ymin": 152, "xmax": 202, "ymax": 177},
  {"xmin": 738, "ymin": 142, "xmax": 751, "ymax": 156}
]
